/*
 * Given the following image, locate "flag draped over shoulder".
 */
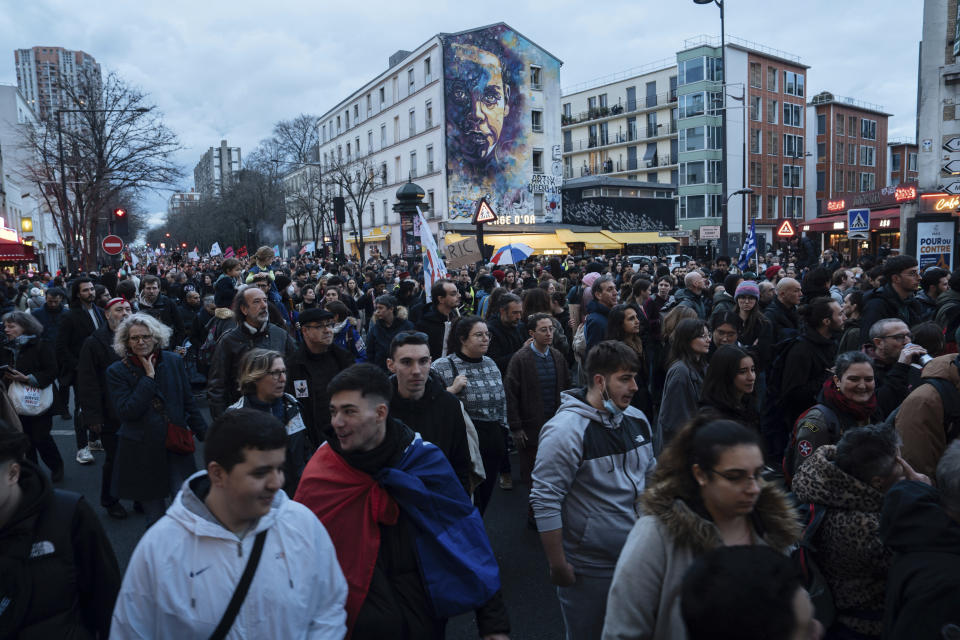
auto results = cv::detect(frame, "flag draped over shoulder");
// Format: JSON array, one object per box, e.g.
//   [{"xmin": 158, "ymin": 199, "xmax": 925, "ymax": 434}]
[{"xmin": 417, "ymin": 206, "xmax": 446, "ymax": 303}]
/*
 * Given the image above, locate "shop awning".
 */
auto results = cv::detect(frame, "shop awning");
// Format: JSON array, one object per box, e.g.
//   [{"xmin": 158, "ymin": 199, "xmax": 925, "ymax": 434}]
[
  {"xmin": 801, "ymin": 208, "xmax": 901, "ymax": 233},
  {"xmin": 0, "ymin": 241, "xmax": 36, "ymax": 261},
  {"xmin": 601, "ymin": 231, "xmax": 680, "ymax": 244},
  {"xmin": 554, "ymin": 229, "xmax": 622, "ymax": 249},
  {"xmin": 642, "ymin": 144, "xmax": 657, "ymax": 161},
  {"xmin": 491, "ymin": 234, "xmax": 569, "ymax": 253},
  {"xmin": 869, "ymin": 208, "xmax": 900, "ymax": 230},
  {"xmin": 346, "ymin": 234, "xmax": 389, "ymax": 243}
]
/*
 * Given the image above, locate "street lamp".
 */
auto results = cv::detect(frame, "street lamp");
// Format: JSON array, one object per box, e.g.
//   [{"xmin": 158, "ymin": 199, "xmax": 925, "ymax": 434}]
[
  {"xmin": 694, "ymin": 0, "xmax": 728, "ymax": 256},
  {"xmin": 56, "ymin": 106, "xmax": 149, "ymax": 272}
]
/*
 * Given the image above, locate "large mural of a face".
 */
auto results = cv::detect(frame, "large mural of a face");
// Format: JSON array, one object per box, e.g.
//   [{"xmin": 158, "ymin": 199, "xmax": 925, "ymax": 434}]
[{"xmin": 443, "ymin": 25, "xmax": 561, "ymax": 223}]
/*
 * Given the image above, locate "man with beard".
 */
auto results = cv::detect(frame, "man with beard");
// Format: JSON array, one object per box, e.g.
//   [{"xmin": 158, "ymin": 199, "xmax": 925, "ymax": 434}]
[
  {"xmin": 445, "ymin": 41, "xmax": 512, "ymax": 175},
  {"xmin": 138, "ymin": 275, "xmax": 186, "ymax": 348},
  {"xmin": 207, "ymin": 285, "xmax": 296, "ymax": 417},
  {"xmin": 77, "ymin": 298, "xmax": 132, "ymax": 519}
]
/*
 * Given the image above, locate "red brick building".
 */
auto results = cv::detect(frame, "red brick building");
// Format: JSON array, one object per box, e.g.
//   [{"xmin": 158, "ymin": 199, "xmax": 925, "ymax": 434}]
[{"xmin": 888, "ymin": 139, "xmax": 919, "ymax": 186}]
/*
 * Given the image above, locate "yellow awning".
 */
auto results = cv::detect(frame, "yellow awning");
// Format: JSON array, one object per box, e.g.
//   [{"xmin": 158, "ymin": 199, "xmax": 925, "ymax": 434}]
[
  {"xmin": 554, "ymin": 229, "xmax": 622, "ymax": 249},
  {"xmin": 346, "ymin": 234, "xmax": 389, "ymax": 243},
  {"xmin": 442, "ymin": 232, "xmax": 466, "ymax": 244},
  {"xmin": 601, "ymin": 231, "xmax": 680, "ymax": 244},
  {"xmin": 489, "ymin": 234, "xmax": 568, "ymax": 253}
]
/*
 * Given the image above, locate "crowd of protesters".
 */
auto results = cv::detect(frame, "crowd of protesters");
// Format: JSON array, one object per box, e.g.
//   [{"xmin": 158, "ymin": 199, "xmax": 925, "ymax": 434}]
[{"xmin": 1, "ymin": 240, "xmax": 960, "ymax": 639}]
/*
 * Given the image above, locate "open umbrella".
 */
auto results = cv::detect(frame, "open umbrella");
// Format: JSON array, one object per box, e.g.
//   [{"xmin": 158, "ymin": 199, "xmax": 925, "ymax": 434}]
[{"xmin": 490, "ymin": 242, "xmax": 534, "ymax": 266}]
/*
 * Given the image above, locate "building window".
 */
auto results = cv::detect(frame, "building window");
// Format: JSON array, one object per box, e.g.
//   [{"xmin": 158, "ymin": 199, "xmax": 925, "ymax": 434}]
[
  {"xmin": 599, "ymin": 93, "xmax": 608, "ymax": 108},
  {"xmin": 425, "ymin": 100, "xmax": 433, "ymax": 127},
  {"xmin": 817, "ymin": 114, "xmax": 826, "ymax": 135},
  {"xmin": 408, "ymin": 68, "xmax": 415, "ymax": 94},
  {"xmin": 379, "ymin": 87, "xmax": 385, "ymax": 105},
  {"xmin": 681, "ymin": 161, "xmax": 705, "ymax": 185},
  {"xmin": 382, "ymin": 199, "xmax": 388, "ymax": 224},
  {"xmin": 707, "ymin": 159, "xmax": 722, "ymax": 184},
  {"xmin": 424, "ymin": 57, "xmax": 432, "ymax": 83},
  {"xmin": 848, "ymin": 116, "xmax": 857, "ymax": 137},
  {"xmin": 408, "ymin": 109, "xmax": 416, "ymax": 137},
  {"xmin": 395, "ymin": 155, "xmax": 401, "ymax": 179},
  {"xmin": 784, "ymin": 134, "xmax": 803, "ymax": 158},
  {"xmin": 909, "ymin": 153, "xmax": 918, "ymax": 171},
  {"xmin": 530, "ymin": 65, "xmax": 542, "ymax": 90},
  {"xmin": 427, "ymin": 190, "xmax": 435, "ymax": 216},
  {"xmin": 784, "ymin": 195, "xmax": 803, "ymax": 218},
  {"xmin": 680, "ymin": 194, "xmax": 706, "ymax": 219},
  {"xmin": 534, "ymin": 193, "xmax": 544, "ymax": 214},
  {"xmin": 345, "ymin": 109, "xmax": 350, "ymax": 129},
  {"xmin": 766, "ymin": 66, "xmax": 778, "ymax": 92},
  {"xmin": 835, "ymin": 168, "xmax": 844, "ymax": 191},
  {"xmin": 749, "ymin": 95, "xmax": 761, "ymax": 121},
  {"xmin": 766, "ymin": 195, "xmax": 778, "ymax": 219},
  {"xmin": 588, "ymin": 96, "xmax": 597, "ymax": 111},
  {"xmin": 367, "ymin": 130, "xmax": 373, "ymax": 154},
  {"xmin": 380, "ymin": 162, "xmax": 387, "ymax": 184},
  {"xmin": 766, "ymin": 99, "xmax": 778, "ymax": 124},
  {"xmin": 768, "ymin": 162, "xmax": 779, "ymax": 187},
  {"xmin": 835, "ymin": 113, "xmax": 844, "ymax": 135},
  {"xmin": 892, "ymin": 152, "xmax": 901, "ymax": 171},
  {"xmin": 817, "ymin": 142, "xmax": 825, "ymax": 159},
  {"xmin": 816, "ymin": 170, "xmax": 825, "ymax": 191},
  {"xmin": 393, "ymin": 116, "xmax": 399, "ymax": 143},
  {"xmin": 783, "ymin": 103, "xmax": 803, "ymax": 127},
  {"xmin": 680, "ymin": 93, "xmax": 705, "ymax": 118},
  {"xmin": 836, "ymin": 141, "xmax": 844, "ymax": 164},
  {"xmin": 336, "ymin": 116, "xmax": 342, "ymax": 133},
  {"xmin": 533, "ymin": 149, "xmax": 543, "ymax": 173},
  {"xmin": 380, "ymin": 124, "xmax": 386, "ymax": 147},
  {"xmin": 848, "ymin": 143, "xmax": 857, "ymax": 165},
  {"xmin": 750, "ymin": 128, "xmax": 761, "ymax": 154},
  {"xmin": 768, "ymin": 131, "xmax": 778, "ymax": 156},
  {"xmin": 784, "ymin": 71, "xmax": 805, "ymax": 97},
  {"xmin": 680, "ymin": 126, "xmax": 705, "ymax": 151},
  {"xmin": 783, "ymin": 165, "xmax": 803, "ymax": 188},
  {"xmin": 426, "ymin": 145, "xmax": 434, "ymax": 172},
  {"xmin": 409, "ymin": 151, "xmax": 417, "ymax": 178},
  {"xmin": 354, "ymin": 104, "xmax": 359, "ymax": 121},
  {"xmin": 847, "ymin": 170, "xmax": 855, "ymax": 191},
  {"xmin": 679, "ymin": 57, "xmax": 705, "ymax": 85},
  {"xmin": 562, "ymin": 102, "xmax": 572, "ymax": 118},
  {"xmin": 392, "ymin": 76, "xmax": 399, "ymax": 101},
  {"xmin": 860, "ymin": 145, "xmax": 876, "ymax": 167},
  {"xmin": 531, "ymin": 109, "xmax": 544, "ymax": 133},
  {"xmin": 860, "ymin": 172, "xmax": 875, "ymax": 191},
  {"xmin": 860, "ymin": 118, "xmax": 877, "ymax": 140},
  {"xmin": 750, "ymin": 193, "xmax": 761, "ymax": 219},
  {"xmin": 366, "ymin": 94, "xmax": 372, "ymax": 116},
  {"xmin": 749, "ymin": 161, "xmax": 762, "ymax": 186},
  {"xmin": 346, "ymin": 142, "xmax": 351, "ymax": 159},
  {"xmin": 707, "ymin": 126, "xmax": 722, "ymax": 150},
  {"xmin": 749, "ymin": 62, "xmax": 761, "ymax": 88}
]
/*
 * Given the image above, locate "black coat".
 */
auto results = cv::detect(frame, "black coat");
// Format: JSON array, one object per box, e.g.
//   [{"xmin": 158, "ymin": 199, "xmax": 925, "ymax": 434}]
[
  {"xmin": 138, "ymin": 294, "xmax": 186, "ymax": 347},
  {"xmin": 30, "ymin": 304, "xmax": 65, "ymax": 345},
  {"xmin": 763, "ymin": 297, "xmax": 800, "ymax": 344},
  {"xmin": 55, "ymin": 305, "xmax": 105, "ymax": 383},
  {"xmin": 486, "ymin": 317, "xmax": 525, "ymax": 376},
  {"xmin": 285, "ymin": 343, "xmax": 354, "ymax": 447},
  {"xmin": 859, "ymin": 284, "xmax": 923, "ymax": 347},
  {"xmin": 414, "ymin": 305, "xmax": 453, "ymax": 361},
  {"xmin": 880, "ymin": 480, "xmax": 960, "ymax": 639},
  {"xmin": 76, "ymin": 325, "xmax": 121, "ymax": 429},
  {"xmin": 0, "ymin": 461, "xmax": 120, "ymax": 638},
  {"xmin": 0, "ymin": 336, "xmax": 58, "ymax": 417},
  {"xmin": 367, "ymin": 317, "xmax": 415, "ymax": 371},
  {"xmin": 780, "ymin": 328, "xmax": 838, "ymax": 426}
]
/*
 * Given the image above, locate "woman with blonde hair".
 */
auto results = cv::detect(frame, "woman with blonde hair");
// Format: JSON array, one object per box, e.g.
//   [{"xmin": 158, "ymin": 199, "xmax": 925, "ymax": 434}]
[{"xmin": 106, "ymin": 313, "xmax": 207, "ymax": 527}]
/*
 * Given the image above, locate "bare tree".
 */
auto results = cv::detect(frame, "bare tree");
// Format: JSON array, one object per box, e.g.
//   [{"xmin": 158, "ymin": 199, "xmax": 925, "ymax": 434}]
[
  {"xmin": 20, "ymin": 70, "xmax": 182, "ymax": 271},
  {"xmin": 325, "ymin": 153, "xmax": 379, "ymax": 259},
  {"xmin": 271, "ymin": 114, "xmax": 320, "ymax": 165}
]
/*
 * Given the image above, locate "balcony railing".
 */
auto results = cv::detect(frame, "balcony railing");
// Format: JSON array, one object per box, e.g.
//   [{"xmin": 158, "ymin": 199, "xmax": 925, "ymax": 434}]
[
  {"xmin": 566, "ymin": 125, "xmax": 673, "ymax": 152},
  {"xmin": 561, "ymin": 90, "xmax": 678, "ymax": 127}
]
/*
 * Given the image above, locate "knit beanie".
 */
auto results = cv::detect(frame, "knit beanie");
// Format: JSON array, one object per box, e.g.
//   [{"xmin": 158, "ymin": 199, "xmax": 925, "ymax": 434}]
[{"xmin": 734, "ymin": 281, "xmax": 760, "ymax": 299}]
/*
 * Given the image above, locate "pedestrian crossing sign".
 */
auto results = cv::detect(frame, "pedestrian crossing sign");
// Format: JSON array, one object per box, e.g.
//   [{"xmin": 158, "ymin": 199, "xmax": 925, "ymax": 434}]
[
  {"xmin": 847, "ymin": 208, "xmax": 870, "ymax": 239},
  {"xmin": 473, "ymin": 199, "xmax": 498, "ymax": 225}
]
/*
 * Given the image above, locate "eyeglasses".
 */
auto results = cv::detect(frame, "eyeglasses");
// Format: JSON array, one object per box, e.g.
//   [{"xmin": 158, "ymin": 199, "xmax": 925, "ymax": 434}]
[
  {"xmin": 266, "ymin": 369, "xmax": 287, "ymax": 380},
  {"xmin": 128, "ymin": 335, "xmax": 154, "ymax": 343},
  {"xmin": 881, "ymin": 332, "xmax": 912, "ymax": 342},
  {"xmin": 707, "ymin": 468, "xmax": 763, "ymax": 486}
]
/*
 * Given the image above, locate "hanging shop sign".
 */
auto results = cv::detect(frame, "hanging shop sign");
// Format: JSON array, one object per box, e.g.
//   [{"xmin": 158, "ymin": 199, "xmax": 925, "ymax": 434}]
[{"xmin": 919, "ymin": 193, "xmax": 960, "ymax": 214}]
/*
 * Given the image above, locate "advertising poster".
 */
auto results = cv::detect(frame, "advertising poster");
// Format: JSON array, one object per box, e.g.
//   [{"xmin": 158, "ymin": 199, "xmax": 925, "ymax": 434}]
[{"xmin": 916, "ymin": 221, "xmax": 955, "ymax": 270}]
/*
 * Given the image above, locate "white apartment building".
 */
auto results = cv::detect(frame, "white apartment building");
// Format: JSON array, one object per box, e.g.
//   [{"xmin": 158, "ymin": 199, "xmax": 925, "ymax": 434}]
[
  {"xmin": 317, "ymin": 22, "xmax": 562, "ymax": 257},
  {"xmin": 561, "ymin": 60, "xmax": 679, "ymax": 185}
]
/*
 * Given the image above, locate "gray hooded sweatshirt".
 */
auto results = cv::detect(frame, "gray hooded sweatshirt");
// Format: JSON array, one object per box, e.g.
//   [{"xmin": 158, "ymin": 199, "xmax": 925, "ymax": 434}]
[{"xmin": 530, "ymin": 388, "xmax": 656, "ymax": 577}]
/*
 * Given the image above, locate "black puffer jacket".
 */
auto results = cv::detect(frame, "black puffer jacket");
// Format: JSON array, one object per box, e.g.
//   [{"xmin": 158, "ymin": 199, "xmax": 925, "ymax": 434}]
[
  {"xmin": 76, "ymin": 325, "xmax": 121, "ymax": 429},
  {"xmin": 859, "ymin": 284, "xmax": 922, "ymax": 347},
  {"xmin": 764, "ymin": 297, "xmax": 800, "ymax": 343},
  {"xmin": 0, "ymin": 460, "xmax": 121, "ymax": 639}
]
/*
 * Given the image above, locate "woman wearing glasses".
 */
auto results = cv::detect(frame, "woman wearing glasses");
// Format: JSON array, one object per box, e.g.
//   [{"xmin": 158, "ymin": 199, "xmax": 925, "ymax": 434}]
[
  {"xmin": 655, "ymin": 318, "xmax": 710, "ymax": 452},
  {"xmin": 106, "ymin": 313, "xmax": 207, "ymax": 527},
  {"xmin": 601, "ymin": 416, "xmax": 801, "ymax": 640},
  {"xmin": 432, "ymin": 315, "xmax": 506, "ymax": 516},
  {"xmin": 228, "ymin": 348, "xmax": 308, "ymax": 496}
]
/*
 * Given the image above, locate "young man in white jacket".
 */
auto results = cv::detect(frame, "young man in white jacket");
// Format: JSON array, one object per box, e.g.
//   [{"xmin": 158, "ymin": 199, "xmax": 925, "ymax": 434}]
[{"xmin": 111, "ymin": 408, "xmax": 347, "ymax": 639}]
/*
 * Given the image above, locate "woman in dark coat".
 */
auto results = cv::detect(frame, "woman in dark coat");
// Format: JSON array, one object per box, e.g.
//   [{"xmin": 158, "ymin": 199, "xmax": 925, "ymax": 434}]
[
  {"xmin": 1, "ymin": 311, "xmax": 61, "ymax": 480},
  {"xmin": 699, "ymin": 344, "xmax": 760, "ymax": 432},
  {"xmin": 106, "ymin": 313, "xmax": 207, "ymax": 527}
]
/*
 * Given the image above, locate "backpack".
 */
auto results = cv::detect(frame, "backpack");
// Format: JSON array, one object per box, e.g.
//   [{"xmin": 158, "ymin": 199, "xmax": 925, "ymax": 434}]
[
  {"xmin": 782, "ymin": 403, "xmax": 839, "ymax": 488},
  {"xmin": 572, "ymin": 323, "xmax": 587, "ymax": 361},
  {"xmin": 198, "ymin": 316, "xmax": 225, "ymax": 371},
  {"xmin": 790, "ymin": 501, "xmax": 836, "ymax": 627},
  {"xmin": 883, "ymin": 375, "xmax": 960, "ymax": 445}
]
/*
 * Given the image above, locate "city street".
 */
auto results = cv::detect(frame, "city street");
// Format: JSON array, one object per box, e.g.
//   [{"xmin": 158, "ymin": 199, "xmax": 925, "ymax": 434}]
[{"xmin": 49, "ymin": 408, "xmax": 562, "ymax": 639}]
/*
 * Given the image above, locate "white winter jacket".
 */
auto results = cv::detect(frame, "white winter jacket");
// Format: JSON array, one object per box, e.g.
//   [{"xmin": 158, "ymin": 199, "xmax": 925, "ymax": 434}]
[{"xmin": 110, "ymin": 471, "xmax": 348, "ymax": 639}]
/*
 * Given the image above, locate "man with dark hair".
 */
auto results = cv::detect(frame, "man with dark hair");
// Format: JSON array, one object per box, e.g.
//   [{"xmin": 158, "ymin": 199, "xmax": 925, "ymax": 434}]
[
  {"xmin": 387, "ymin": 331, "xmax": 473, "ymax": 494},
  {"xmin": 681, "ymin": 546, "xmax": 823, "ymax": 640},
  {"xmin": 0, "ymin": 421, "xmax": 121, "ymax": 638},
  {"xmin": 366, "ymin": 294, "xmax": 414, "ymax": 370},
  {"xmin": 859, "ymin": 254, "xmax": 922, "ymax": 345},
  {"xmin": 286, "ymin": 308, "xmax": 354, "ymax": 448},
  {"xmin": 112, "ymin": 408, "xmax": 347, "ymax": 637},
  {"xmin": 138, "ymin": 274, "xmax": 186, "ymax": 347},
  {"xmin": 829, "ymin": 267, "xmax": 854, "ymax": 305},
  {"xmin": 207, "ymin": 285, "xmax": 297, "ymax": 417},
  {"xmin": 530, "ymin": 340, "xmax": 655, "ymax": 640},
  {"xmin": 486, "ymin": 292, "xmax": 525, "ymax": 376},
  {"xmin": 584, "ymin": 274, "xmax": 618, "ymax": 353},
  {"xmin": 56, "ymin": 277, "xmax": 106, "ymax": 464},
  {"xmin": 917, "ymin": 266, "xmax": 949, "ymax": 322},
  {"xmin": 295, "ymin": 364, "xmax": 510, "ymax": 640},
  {"xmin": 415, "ymin": 279, "xmax": 460, "ymax": 360}
]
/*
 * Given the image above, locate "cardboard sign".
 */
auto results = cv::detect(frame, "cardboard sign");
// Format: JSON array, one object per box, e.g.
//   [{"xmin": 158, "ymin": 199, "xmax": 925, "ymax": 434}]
[{"xmin": 445, "ymin": 237, "xmax": 483, "ymax": 268}]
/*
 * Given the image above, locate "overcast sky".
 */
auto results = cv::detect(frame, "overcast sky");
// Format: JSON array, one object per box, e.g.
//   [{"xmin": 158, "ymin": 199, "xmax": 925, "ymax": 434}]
[{"xmin": 0, "ymin": 0, "xmax": 924, "ymax": 218}]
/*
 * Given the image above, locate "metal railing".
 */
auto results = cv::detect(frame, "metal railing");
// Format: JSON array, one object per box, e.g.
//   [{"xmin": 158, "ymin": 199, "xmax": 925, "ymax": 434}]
[
  {"xmin": 682, "ymin": 34, "xmax": 802, "ymax": 64},
  {"xmin": 566, "ymin": 125, "xmax": 674, "ymax": 152},
  {"xmin": 562, "ymin": 57, "xmax": 676, "ymax": 95},
  {"xmin": 561, "ymin": 90, "xmax": 678, "ymax": 127}
]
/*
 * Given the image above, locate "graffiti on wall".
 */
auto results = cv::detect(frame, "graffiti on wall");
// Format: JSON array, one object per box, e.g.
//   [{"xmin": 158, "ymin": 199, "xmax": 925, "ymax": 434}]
[
  {"xmin": 443, "ymin": 24, "xmax": 561, "ymax": 223},
  {"xmin": 562, "ymin": 195, "xmax": 675, "ymax": 232}
]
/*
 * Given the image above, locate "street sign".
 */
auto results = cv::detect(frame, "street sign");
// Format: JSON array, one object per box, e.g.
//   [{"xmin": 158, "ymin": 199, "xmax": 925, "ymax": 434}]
[
  {"xmin": 472, "ymin": 199, "xmax": 497, "ymax": 224},
  {"xmin": 102, "ymin": 235, "xmax": 124, "ymax": 255},
  {"xmin": 944, "ymin": 160, "xmax": 960, "ymax": 175},
  {"xmin": 699, "ymin": 225, "xmax": 721, "ymax": 240},
  {"xmin": 847, "ymin": 208, "xmax": 870, "ymax": 240},
  {"xmin": 659, "ymin": 229, "xmax": 691, "ymax": 238},
  {"xmin": 944, "ymin": 137, "xmax": 960, "ymax": 153},
  {"xmin": 944, "ymin": 182, "xmax": 960, "ymax": 195},
  {"xmin": 776, "ymin": 219, "xmax": 796, "ymax": 238}
]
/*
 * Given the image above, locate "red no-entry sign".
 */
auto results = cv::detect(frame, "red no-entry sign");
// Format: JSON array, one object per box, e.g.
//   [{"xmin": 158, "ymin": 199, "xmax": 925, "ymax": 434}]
[{"xmin": 102, "ymin": 235, "xmax": 124, "ymax": 255}]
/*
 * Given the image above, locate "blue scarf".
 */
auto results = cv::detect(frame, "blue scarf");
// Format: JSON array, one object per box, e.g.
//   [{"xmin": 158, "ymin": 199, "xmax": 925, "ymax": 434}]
[{"xmin": 375, "ymin": 435, "xmax": 500, "ymax": 618}]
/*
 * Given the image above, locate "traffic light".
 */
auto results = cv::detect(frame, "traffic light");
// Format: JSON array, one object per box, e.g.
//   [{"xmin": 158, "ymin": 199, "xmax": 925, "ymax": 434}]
[
  {"xmin": 333, "ymin": 197, "xmax": 346, "ymax": 225},
  {"xmin": 113, "ymin": 208, "xmax": 129, "ymax": 237}
]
